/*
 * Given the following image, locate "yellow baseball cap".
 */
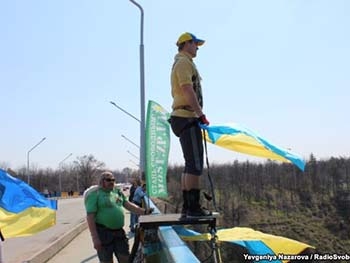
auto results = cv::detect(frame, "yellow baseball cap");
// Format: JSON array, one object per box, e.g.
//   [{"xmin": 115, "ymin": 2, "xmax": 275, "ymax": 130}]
[{"xmin": 176, "ymin": 32, "xmax": 205, "ymax": 46}]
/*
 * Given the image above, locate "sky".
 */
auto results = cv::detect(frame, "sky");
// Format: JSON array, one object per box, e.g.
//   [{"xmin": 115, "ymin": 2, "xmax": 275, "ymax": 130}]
[{"xmin": 1, "ymin": 0, "xmax": 349, "ymax": 172}]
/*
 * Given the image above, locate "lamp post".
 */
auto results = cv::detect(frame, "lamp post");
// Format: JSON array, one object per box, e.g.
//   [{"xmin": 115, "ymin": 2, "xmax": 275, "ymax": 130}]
[
  {"xmin": 27, "ymin": 137, "xmax": 46, "ymax": 185},
  {"xmin": 58, "ymin": 153, "xmax": 73, "ymax": 194},
  {"xmin": 129, "ymin": 0, "xmax": 146, "ymax": 176}
]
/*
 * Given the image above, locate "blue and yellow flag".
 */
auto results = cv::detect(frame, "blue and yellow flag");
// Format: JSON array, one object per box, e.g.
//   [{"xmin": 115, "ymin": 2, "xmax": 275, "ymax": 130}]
[
  {"xmin": 201, "ymin": 123, "xmax": 305, "ymax": 171},
  {"xmin": 0, "ymin": 169, "xmax": 57, "ymax": 238},
  {"xmin": 173, "ymin": 226, "xmax": 313, "ymax": 263}
]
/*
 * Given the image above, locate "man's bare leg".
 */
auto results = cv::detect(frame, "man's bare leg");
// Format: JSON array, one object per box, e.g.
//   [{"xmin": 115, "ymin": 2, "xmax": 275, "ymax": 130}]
[{"xmin": 184, "ymin": 173, "xmax": 200, "ymax": 190}]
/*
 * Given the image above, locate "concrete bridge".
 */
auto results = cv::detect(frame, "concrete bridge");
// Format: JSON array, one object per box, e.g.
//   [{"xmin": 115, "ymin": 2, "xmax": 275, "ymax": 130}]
[{"xmin": 2, "ymin": 196, "xmax": 217, "ymax": 263}]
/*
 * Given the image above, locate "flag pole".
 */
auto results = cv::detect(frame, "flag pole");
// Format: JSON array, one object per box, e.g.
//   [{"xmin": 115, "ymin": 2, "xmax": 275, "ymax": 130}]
[{"xmin": 0, "ymin": 229, "xmax": 4, "ymax": 263}]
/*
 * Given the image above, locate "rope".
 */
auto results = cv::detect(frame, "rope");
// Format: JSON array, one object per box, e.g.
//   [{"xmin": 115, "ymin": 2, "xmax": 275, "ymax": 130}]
[
  {"xmin": 202, "ymin": 128, "xmax": 222, "ymax": 262},
  {"xmin": 202, "ymin": 129, "xmax": 218, "ymax": 212}
]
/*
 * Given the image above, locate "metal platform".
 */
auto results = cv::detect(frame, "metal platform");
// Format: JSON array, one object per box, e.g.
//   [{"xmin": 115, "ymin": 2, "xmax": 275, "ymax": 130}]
[{"xmin": 139, "ymin": 213, "xmax": 217, "ymax": 229}]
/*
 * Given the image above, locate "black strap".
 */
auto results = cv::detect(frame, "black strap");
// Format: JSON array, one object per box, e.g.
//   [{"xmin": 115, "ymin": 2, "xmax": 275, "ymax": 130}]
[
  {"xmin": 202, "ymin": 129, "xmax": 218, "ymax": 211},
  {"xmin": 0, "ymin": 229, "xmax": 4, "ymax": 241}
]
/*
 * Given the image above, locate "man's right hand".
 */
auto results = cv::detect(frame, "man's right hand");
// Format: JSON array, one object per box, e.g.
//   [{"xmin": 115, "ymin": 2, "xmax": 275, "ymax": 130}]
[
  {"xmin": 92, "ymin": 236, "xmax": 102, "ymax": 251},
  {"xmin": 198, "ymin": 114, "xmax": 210, "ymax": 125}
]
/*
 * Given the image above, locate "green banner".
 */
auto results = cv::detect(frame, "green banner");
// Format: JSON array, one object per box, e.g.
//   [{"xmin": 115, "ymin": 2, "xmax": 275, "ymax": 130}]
[{"xmin": 145, "ymin": 100, "xmax": 170, "ymax": 197}]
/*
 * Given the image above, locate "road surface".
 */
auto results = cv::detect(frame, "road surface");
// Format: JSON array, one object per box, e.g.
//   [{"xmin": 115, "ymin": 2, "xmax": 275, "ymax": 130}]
[
  {"xmin": 2, "ymin": 191, "xmax": 135, "ymax": 263},
  {"xmin": 47, "ymin": 212, "xmax": 134, "ymax": 263},
  {"xmin": 2, "ymin": 198, "xmax": 86, "ymax": 263}
]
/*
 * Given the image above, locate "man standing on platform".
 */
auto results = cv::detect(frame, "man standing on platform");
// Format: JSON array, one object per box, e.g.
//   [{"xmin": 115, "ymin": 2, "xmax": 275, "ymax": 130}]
[{"xmin": 169, "ymin": 32, "xmax": 212, "ymax": 218}]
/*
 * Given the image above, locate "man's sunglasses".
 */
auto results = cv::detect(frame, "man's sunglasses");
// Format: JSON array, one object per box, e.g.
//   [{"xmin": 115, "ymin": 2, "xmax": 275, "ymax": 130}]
[{"xmin": 104, "ymin": 178, "xmax": 115, "ymax": 182}]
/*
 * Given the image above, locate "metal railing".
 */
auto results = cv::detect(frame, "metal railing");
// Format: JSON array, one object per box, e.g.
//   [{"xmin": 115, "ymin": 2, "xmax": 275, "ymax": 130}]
[{"xmin": 131, "ymin": 196, "xmax": 201, "ymax": 262}]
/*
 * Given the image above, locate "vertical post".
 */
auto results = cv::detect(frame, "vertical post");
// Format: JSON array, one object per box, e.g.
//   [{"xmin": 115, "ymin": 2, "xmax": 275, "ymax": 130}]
[
  {"xmin": 0, "ymin": 229, "xmax": 4, "ymax": 263},
  {"xmin": 58, "ymin": 153, "xmax": 73, "ymax": 195},
  {"xmin": 27, "ymin": 137, "xmax": 46, "ymax": 185},
  {"xmin": 0, "ymin": 240, "xmax": 3, "ymax": 263},
  {"xmin": 76, "ymin": 173, "xmax": 79, "ymax": 194},
  {"xmin": 129, "ymin": 0, "xmax": 146, "ymax": 178},
  {"xmin": 27, "ymin": 152, "xmax": 30, "ymax": 183}
]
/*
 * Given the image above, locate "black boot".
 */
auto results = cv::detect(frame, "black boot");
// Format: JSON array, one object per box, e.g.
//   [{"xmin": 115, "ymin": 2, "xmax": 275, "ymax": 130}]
[
  {"xmin": 187, "ymin": 189, "xmax": 212, "ymax": 217},
  {"xmin": 181, "ymin": 190, "xmax": 188, "ymax": 218}
]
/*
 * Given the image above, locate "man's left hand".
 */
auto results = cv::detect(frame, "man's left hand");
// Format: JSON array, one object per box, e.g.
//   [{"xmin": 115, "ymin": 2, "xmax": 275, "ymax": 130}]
[
  {"xmin": 144, "ymin": 208, "xmax": 154, "ymax": 215},
  {"xmin": 198, "ymin": 114, "xmax": 210, "ymax": 125}
]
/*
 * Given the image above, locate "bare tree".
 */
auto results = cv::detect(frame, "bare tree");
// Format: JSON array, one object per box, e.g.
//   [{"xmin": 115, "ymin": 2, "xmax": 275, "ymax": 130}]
[
  {"xmin": 0, "ymin": 161, "xmax": 10, "ymax": 170},
  {"xmin": 73, "ymin": 154, "xmax": 105, "ymax": 191}
]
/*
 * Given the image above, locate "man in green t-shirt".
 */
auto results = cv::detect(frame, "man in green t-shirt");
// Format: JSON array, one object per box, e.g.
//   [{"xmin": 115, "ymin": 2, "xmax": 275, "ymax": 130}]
[{"xmin": 84, "ymin": 171, "xmax": 153, "ymax": 263}]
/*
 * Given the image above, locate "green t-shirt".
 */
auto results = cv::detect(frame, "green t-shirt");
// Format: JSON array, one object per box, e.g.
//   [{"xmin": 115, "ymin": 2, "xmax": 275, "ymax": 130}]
[{"xmin": 84, "ymin": 186, "xmax": 127, "ymax": 229}]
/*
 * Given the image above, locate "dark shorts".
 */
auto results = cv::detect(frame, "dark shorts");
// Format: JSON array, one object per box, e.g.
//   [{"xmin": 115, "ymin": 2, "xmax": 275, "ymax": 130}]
[
  {"xmin": 170, "ymin": 116, "xmax": 203, "ymax": 175},
  {"xmin": 96, "ymin": 224, "xmax": 129, "ymax": 262}
]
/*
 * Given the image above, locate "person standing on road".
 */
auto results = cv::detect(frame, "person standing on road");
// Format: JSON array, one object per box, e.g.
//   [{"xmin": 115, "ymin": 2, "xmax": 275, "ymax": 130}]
[
  {"xmin": 84, "ymin": 171, "xmax": 153, "ymax": 263},
  {"xmin": 169, "ymin": 32, "xmax": 212, "ymax": 218},
  {"xmin": 128, "ymin": 178, "xmax": 138, "ymax": 233},
  {"xmin": 131, "ymin": 183, "xmax": 147, "ymax": 229}
]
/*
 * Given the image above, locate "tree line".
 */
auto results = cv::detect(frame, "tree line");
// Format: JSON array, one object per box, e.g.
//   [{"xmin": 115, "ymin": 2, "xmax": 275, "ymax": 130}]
[
  {"xmin": 165, "ymin": 154, "xmax": 350, "ymax": 258},
  {"xmin": 3, "ymin": 154, "xmax": 349, "ymax": 219},
  {"xmin": 167, "ymin": 154, "xmax": 350, "ymax": 218},
  {"xmin": 2, "ymin": 154, "xmax": 350, "ymax": 256},
  {"xmin": 1, "ymin": 155, "xmax": 138, "ymax": 195}
]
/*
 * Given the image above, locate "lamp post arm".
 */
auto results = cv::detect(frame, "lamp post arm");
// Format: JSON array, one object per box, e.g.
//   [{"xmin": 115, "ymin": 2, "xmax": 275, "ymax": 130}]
[
  {"xmin": 26, "ymin": 137, "xmax": 46, "ymax": 184},
  {"xmin": 129, "ymin": 0, "xmax": 144, "ymax": 45},
  {"xmin": 127, "ymin": 150, "xmax": 139, "ymax": 160},
  {"xmin": 27, "ymin": 137, "xmax": 46, "ymax": 155},
  {"xmin": 110, "ymin": 101, "xmax": 140, "ymax": 123},
  {"xmin": 59, "ymin": 153, "xmax": 73, "ymax": 167},
  {"xmin": 121, "ymin": 135, "xmax": 140, "ymax": 149}
]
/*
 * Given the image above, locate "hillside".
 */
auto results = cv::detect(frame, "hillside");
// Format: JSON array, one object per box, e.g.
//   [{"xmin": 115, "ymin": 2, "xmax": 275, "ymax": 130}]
[
  {"xmin": 227, "ymin": 200, "xmax": 350, "ymax": 253},
  {"xmin": 163, "ymin": 157, "xmax": 350, "ymax": 262}
]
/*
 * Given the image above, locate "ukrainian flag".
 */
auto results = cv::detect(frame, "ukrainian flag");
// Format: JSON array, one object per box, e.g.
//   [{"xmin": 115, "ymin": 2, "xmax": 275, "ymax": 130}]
[
  {"xmin": 0, "ymin": 169, "xmax": 57, "ymax": 238},
  {"xmin": 173, "ymin": 226, "xmax": 313, "ymax": 263},
  {"xmin": 201, "ymin": 123, "xmax": 305, "ymax": 171}
]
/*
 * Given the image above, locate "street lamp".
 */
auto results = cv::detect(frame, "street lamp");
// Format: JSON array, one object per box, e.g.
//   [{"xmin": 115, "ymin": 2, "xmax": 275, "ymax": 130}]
[
  {"xmin": 59, "ymin": 153, "xmax": 73, "ymax": 166},
  {"xmin": 127, "ymin": 150, "xmax": 139, "ymax": 160},
  {"xmin": 110, "ymin": 101, "xmax": 140, "ymax": 123},
  {"xmin": 121, "ymin": 134, "xmax": 140, "ymax": 149},
  {"xmin": 129, "ymin": 0, "xmax": 146, "ymax": 176},
  {"xmin": 27, "ymin": 137, "xmax": 46, "ymax": 185},
  {"xmin": 58, "ymin": 153, "xmax": 73, "ymax": 194},
  {"xmin": 129, "ymin": 159, "xmax": 140, "ymax": 168},
  {"xmin": 110, "ymin": 101, "xmax": 142, "ymax": 170}
]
